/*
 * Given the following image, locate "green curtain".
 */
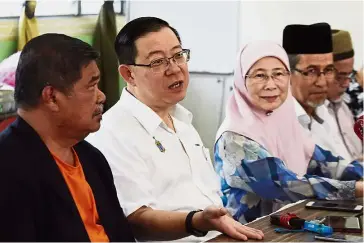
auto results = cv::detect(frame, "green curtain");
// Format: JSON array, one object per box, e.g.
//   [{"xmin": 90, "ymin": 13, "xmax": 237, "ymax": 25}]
[
  {"xmin": 93, "ymin": 1, "xmax": 123, "ymax": 111},
  {"xmin": 18, "ymin": 0, "xmax": 39, "ymax": 51}
]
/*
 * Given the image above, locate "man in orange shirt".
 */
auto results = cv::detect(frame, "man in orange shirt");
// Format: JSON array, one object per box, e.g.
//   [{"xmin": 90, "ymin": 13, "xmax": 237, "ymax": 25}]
[{"xmin": 0, "ymin": 33, "xmax": 135, "ymax": 242}]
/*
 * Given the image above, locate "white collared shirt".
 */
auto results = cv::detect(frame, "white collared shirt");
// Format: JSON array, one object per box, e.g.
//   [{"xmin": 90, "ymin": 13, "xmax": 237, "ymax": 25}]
[
  {"xmin": 325, "ymin": 98, "xmax": 363, "ymax": 161},
  {"xmin": 86, "ymin": 88, "xmax": 222, "ymax": 242},
  {"xmin": 294, "ymin": 99, "xmax": 312, "ymax": 132},
  {"xmin": 294, "ymin": 99, "xmax": 353, "ymax": 160}
]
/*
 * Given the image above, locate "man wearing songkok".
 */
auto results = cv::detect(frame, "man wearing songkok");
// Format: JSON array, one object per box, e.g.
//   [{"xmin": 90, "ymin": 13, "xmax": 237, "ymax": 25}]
[
  {"xmin": 325, "ymin": 29, "xmax": 363, "ymax": 161},
  {"xmin": 283, "ymin": 23, "xmax": 354, "ymax": 159},
  {"xmin": 331, "ymin": 31, "xmax": 363, "ymax": 120}
]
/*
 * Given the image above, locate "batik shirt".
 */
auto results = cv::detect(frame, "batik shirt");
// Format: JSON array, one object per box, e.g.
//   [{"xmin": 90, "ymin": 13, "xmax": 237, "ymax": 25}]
[
  {"xmin": 345, "ymin": 75, "xmax": 363, "ymax": 119},
  {"xmin": 214, "ymin": 132, "xmax": 363, "ymax": 224}
]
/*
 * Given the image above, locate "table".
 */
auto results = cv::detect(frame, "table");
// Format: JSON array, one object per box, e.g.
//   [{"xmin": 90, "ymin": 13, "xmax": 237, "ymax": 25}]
[{"xmin": 209, "ymin": 199, "xmax": 363, "ymax": 242}]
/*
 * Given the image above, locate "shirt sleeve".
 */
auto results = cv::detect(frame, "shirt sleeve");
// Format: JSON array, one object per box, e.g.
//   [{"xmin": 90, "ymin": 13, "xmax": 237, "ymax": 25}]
[
  {"xmin": 307, "ymin": 145, "xmax": 363, "ymax": 181},
  {"xmin": 86, "ymin": 130, "xmax": 157, "ymax": 217},
  {"xmin": 214, "ymin": 132, "xmax": 357, "ymax": 221}
]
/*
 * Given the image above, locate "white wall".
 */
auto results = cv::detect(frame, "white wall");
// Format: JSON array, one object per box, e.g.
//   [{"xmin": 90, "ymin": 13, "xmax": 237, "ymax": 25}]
[
  {"xmin": 127, "ymin": 0, "xmax": 240, "ymax": 73},
  {"xmin": 180, "ymin": 73, "xmax": 229, "ymax": 155},
  {"xmin": 240, "ymin": 0, "xmax": 364, "ymax": 69}
]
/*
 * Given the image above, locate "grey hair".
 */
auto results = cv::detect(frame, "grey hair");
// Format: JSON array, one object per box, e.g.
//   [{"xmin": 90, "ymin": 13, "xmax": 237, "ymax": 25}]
[{"xmin": 287, "ymin": 54, "xmax": 301, "ymax": 71}]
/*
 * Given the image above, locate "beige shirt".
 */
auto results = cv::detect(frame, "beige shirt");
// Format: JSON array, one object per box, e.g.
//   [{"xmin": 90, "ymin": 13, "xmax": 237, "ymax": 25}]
[{"xmin": 326, "ymin": 98, "xmax": 363, "ymax": 161}]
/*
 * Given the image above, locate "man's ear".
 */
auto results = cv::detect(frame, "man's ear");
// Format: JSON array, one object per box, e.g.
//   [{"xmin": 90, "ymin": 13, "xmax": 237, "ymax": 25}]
[
  {"xmin": 41, "ymin": 86, "xmax": 60, "ymax": 112},
  {"xmin": 119, "ymin": 65, "xmax": 136, "ymax": 86}
]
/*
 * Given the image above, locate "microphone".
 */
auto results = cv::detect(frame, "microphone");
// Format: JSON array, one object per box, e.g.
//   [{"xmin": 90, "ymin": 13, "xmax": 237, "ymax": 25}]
[
  {"xmin": 270, "ymin": 213, "xmax": 305, "ymax": 229},
  {"xmin": 354, "ymin": 115, "xmax": 363, "ymax": 141},
  {"xmin": 270, "ymin": 213, "xmax": 333, "ymax": 235}
]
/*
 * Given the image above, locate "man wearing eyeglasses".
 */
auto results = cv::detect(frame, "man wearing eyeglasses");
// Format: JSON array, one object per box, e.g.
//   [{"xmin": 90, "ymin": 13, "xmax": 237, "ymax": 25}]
[
  {"xmin": 333, "ymin": 30, "xmax": 363, "ymax": 122},
  {"xmin": 86, "ymin": 17, "xmax": 264, "ymax": 242},
  {"xmin": 325, "ymin": 30, "xmax": 362, "ymax": 161},
  {"xmin": 282, "ymin": 23, "xmax": 353, "ymax": 159}
]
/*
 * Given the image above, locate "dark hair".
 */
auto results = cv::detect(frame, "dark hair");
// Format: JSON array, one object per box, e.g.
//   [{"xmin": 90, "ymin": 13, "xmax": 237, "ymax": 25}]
[
  {"xmin": 287, "ymin": 54, "xmax": 301, "ymax": 70},
  {"xmin": 15, "ymin": 33, "xmax": 99, "ymax": 109},
  {"xmin": 114, "ymin": 17, "xmax": 181, "ymax": 64}
]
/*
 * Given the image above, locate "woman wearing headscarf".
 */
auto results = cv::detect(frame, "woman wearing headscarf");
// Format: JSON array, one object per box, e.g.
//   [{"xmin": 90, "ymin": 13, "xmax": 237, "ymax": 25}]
[{"xmin": 214, "ymin": 41, "xmax": 363, "ymax": 224}]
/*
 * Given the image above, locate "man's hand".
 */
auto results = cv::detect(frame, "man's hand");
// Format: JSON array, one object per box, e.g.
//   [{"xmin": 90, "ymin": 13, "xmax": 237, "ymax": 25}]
[
  {"xmin": 355, "ymin": 181, "xmax": 363, "ymax": 197},
  {"xmin": 193, "ymin": 205, "xmax": 264, "ymax": 241}
]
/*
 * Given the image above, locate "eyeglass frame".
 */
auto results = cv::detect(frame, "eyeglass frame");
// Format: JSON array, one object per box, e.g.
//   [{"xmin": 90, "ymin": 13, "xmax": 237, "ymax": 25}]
[
  {"xmin": 126, "ymin": 49, "xmax": 190, "ymax": 73},
  {"xmin": 245, "ymin": 70, "xmax": 291, "ymax": 83},
  {"xmin": 293, "ymin": 66, "xmax": 337, "ymax": 80},
  {"xmin": 336, "ymin": 69, "xmax": 357, "ymax": 83}
]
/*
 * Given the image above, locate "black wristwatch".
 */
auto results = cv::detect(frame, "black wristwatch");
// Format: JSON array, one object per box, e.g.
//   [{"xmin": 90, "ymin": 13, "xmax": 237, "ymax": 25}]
[{"xmin": 185, "ymin": 210, "xmax": 208, "ymax": 237}]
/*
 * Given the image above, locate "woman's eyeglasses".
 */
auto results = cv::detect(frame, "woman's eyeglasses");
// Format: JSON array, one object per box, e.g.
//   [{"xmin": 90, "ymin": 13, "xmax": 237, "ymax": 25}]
[{"xmin": 245, "ymin": 70, "xmax": 291, "ymax": 84}]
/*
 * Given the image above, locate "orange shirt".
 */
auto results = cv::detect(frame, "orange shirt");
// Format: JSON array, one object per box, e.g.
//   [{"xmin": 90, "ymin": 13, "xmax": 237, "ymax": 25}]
[{"xmin": 52, "ymin": 149, "xmax": 109, "ymax": 242}]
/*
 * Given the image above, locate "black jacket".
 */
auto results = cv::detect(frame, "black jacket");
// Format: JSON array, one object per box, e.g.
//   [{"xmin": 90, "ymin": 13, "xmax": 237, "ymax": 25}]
[{"xmin": 0, "ymin": 117, "xmax": 135, "ymax": 242}]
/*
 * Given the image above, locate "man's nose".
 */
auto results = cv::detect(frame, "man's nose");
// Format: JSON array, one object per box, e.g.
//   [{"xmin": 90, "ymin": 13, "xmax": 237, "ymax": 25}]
[
  {"xmin": 341, "ymin": 78, "xmax": 351, "ymax": 88},
  {"xmin": 315, "ymin": 72, "xmax": 328, "ymax": 88},
  {"xmin": 97, "ymin": 88, "xmax": 106, "ymax": 104},
  {"xmin": 165, "ymin": 58, "xmax": 181, "ymax": 75}
]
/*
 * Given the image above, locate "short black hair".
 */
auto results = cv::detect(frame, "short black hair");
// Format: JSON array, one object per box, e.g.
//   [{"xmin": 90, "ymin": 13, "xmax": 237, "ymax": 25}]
[
  {"xmin": 288, "ymin": 54, "xmax": 301, "ymax": 71},
  {"xmin": 114, "ymin": 17, "xmax": 181, "ymax": 64},
  {"xmin": 15, "ymin": 33, "xmax": 99, "ymax": 109}
]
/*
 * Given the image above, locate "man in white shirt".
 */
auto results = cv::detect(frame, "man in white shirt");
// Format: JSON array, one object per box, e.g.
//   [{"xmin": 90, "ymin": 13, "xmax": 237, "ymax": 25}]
[
  {"xmin": 282, "ymin": 23, "xmax": 353, "ymax": 159},
  {"xmin": 86, "ymin": 17, "xmax": 264, "ymax": 242},
  {"xmin": 293, "ymin": 98, "xmax": 353, "ymax": 159},
  {"xmin": 325, "ymin": 29, "xmax": 362, "ymax": 160}
]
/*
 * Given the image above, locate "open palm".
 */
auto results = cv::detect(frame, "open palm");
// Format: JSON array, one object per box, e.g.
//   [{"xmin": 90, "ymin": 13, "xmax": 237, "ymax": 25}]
[{"xmin": 203, "ymin": 206, "xmax": 264, "ymax": 241}]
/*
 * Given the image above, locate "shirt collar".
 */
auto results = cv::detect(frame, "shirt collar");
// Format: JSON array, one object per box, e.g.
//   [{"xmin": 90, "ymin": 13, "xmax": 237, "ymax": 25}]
[
  {"xmin": 118, "ymin": 88, "xmax": 193, "ymax": 135},
  {"xmin": 325, "ymin": 99, "xmax": 334, "ymax": 110},
  {"xmin": 324, "ymin": 99, "xmax": 331, "ymax": 107},
  {"xmin": 312, "ymin": 109, "xmax": 324, "ymax": 124},
  {"xmin": 294, "ymin": 98, "xmax": 311, "ymax": 126},
  {"xmin": 293, "ymin": 98, "xmax": 325, "ymax": 126},
  {"xmin": 325, "ymin": 98, "xmax": 344, "ymax": 113}
]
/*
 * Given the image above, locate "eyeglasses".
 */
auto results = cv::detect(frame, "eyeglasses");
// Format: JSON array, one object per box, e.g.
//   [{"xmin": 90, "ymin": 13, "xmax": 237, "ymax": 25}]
[
  {"xmin": 245, "ymin": 70, "xmax": 290, "ymax": 84},
  {"xmin": 336, "ymin": 70, "xmax": 356, "ymax": 83},
  {"xmin": 294, "ymin": 66, "xmax": 336, "ymax": 81},
  {"xmin": 127, "ymin": 49, "xmax": 190, "ymax": 73}
]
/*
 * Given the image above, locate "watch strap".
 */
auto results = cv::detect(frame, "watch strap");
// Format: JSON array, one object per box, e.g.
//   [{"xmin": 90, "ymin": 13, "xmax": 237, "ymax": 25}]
[{"xmin": 185, "ymin": 210, "xmax": 208, "ymax": 237}]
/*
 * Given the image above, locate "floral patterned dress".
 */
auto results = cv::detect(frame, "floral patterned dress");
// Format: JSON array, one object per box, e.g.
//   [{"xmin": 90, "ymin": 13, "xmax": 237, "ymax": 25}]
[{"xmin": 214, "ymin": 131, "xmax": 363, "ymax": 224}]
